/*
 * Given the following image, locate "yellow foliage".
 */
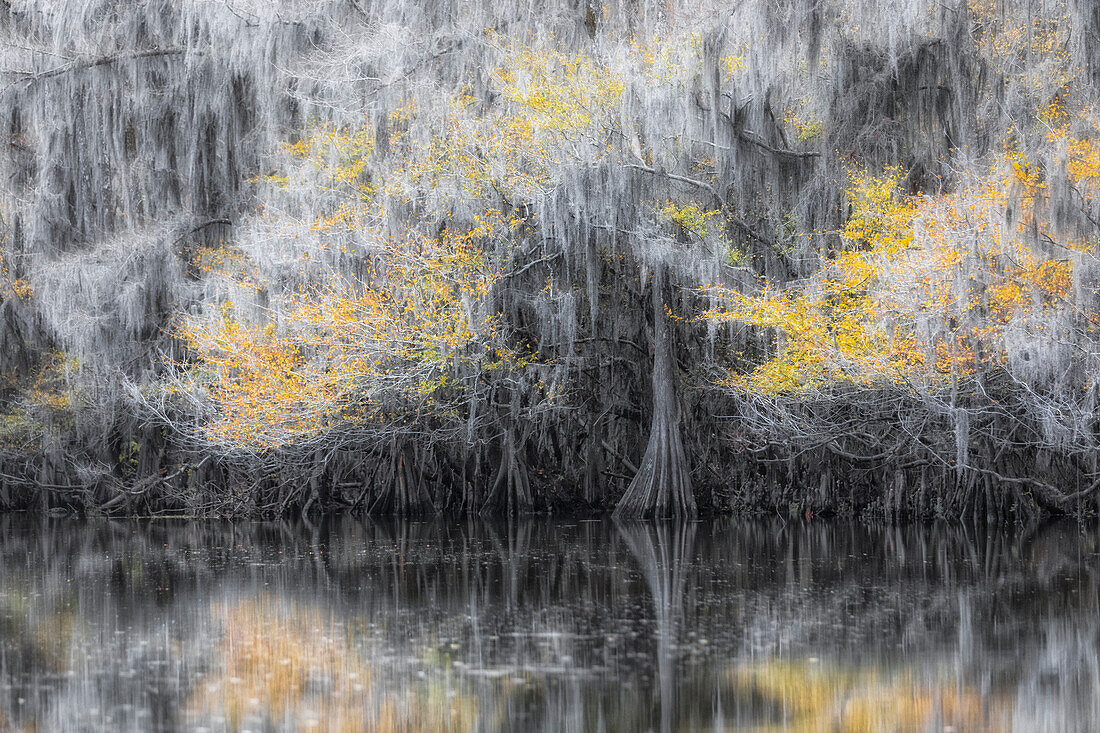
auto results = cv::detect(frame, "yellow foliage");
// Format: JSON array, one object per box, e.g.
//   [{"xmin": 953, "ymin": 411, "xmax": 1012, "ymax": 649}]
[
  {"xmin": 719, "ymin": 54, "xmax": 745, "ymax": 79},
  {"xmin": 179, "ymin": 231, "xmax": 509, "ymax": 448},
  {"xmin": 23, "ymin": 351, "xmax": 77, "ymax": 410},
  {"xmin": 387, "ymin": 47, "xmax": 618, "ymax": 207},
  {"xmin": 629, "ymin": 32, "xmax": 703, "ymax": 84},
  {"xmin": 987, "ymin": 257, "xmax": 1071, "ymax": 321},
  {"xmin": 181, "ymin": 37, "xmax": 600, "ymax": 448},
  {"xmin": 783, "ymin": 100, "xmax": 826, "ymax": 145},
  {"xmin": 842, "ymin": 166, "xmax": 915, "ymax": 254},
  {"xmin": 493, "ymin": 42, "xmax": 623, "ymax": 134},
  {"xmin": 0, "ymin": 351, "xmax": 79, "ymax": 446},
  {"xmin": 1068, "ymin": 135, "xmax": 1100, "ymax": 190},
  {"xmin": 279, "ymin": 124, "xmax": 375, "ymax": 196},
  {"xmin": 1038, "ymin": 92, "xmax": 1071, "ymax": 141},
  {"xmin": 6, "ymin": 279, "xmax": 32, "ymax": 300},
  {"xmin": 705, "ymin": 158, "xmax": 1079, "ymax": 396},
  {"xmin": 660, "ymin": 201, "xmax": 720, "ymax": 236},
  {"xmin": 707, "ymin": 170, "xmax": 920, "ymax": 394},
  {"xmin": 0, "ymin": 255, "xmax": 34, "ymax": 301},
  {"xmin": 386, "ymin": 35, "xmax": 624, "ymax": 203},
  {"xmin": 969, "ymin": 0, "xmax": 1071, "ymax": 91}
]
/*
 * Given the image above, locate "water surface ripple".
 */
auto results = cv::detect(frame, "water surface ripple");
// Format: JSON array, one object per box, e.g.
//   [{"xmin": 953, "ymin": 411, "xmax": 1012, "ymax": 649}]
[{"xmin": 0, "ymin": 518, "xmax": 1096, "ymax": 731}]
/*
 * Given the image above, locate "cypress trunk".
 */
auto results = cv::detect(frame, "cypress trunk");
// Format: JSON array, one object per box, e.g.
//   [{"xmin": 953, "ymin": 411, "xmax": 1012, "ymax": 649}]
[{"xmin": 614, "ymin": 266, "xmax": 696, "ymax": 519}]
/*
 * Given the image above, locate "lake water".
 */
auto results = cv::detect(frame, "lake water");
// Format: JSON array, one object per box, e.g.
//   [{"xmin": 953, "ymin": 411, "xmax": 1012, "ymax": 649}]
[{"xmin": 0, "ymin": 517, "xmax": 1095, "ymax": 732}]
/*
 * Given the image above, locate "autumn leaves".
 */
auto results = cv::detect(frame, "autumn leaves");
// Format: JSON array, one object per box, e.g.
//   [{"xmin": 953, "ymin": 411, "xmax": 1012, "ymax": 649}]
[
  {"xmin": 172, "ymin": 25, "xmax": 1095, "ymax": 457},
  {"xmin": 172, "ymin": 37, "xmax": 627, "ymax": 451},
  {"xmin": 705, "ymin": 157, "xmax": 1083, "ymax": 397}
]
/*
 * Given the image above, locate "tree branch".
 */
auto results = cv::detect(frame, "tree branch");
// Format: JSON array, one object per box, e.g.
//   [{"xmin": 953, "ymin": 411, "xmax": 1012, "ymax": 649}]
[{"xmin": 11, "ymin": 48, "xmax": 191, "ymax": 85}]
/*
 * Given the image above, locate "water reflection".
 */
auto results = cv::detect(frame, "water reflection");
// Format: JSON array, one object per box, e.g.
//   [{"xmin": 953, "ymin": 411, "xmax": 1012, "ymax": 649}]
[
  {"xmin": 0, "ymin": 517, "xmax": 1094, "ymax": 731},
  {"xmin": 619, "ymin": 523, "xmax": 696, "ymax": 733}
]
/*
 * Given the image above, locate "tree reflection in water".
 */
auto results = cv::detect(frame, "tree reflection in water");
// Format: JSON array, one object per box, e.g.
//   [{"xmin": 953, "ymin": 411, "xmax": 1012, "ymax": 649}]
[
  {"xmin": 617, "ymin": 522, "xmax": 696, "ymax": 733},
  {"xmin": 0, "ymin": 517, "xmax": 1093, "ymax": 731}
]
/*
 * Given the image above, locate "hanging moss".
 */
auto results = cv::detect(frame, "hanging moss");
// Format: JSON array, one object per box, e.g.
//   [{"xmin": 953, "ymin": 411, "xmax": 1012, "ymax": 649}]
[{"xmin": 0, "ymin": 0, "xmax": 1098, "ymax": 519}]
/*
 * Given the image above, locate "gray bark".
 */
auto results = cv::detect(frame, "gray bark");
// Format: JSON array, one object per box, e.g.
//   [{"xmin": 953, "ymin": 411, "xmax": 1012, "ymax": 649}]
[{"xmin": 614, "ymin": 266, "xmax": 696, "ymax": 519}]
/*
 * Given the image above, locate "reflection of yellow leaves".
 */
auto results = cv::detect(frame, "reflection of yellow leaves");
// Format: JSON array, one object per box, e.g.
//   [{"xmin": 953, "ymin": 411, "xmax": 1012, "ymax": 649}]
[
  {"xmin": 730, "ymin": 659, "xmax": 1007, "ymax": 733},
  {"xmin": 188, "ymin": 599, "xmax": 476, "ymax": 733}
]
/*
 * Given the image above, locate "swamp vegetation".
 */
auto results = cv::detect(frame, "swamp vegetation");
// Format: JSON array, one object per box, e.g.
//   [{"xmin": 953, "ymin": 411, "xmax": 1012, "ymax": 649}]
[{"xmin": 2, "ymin": 0, "xmax": 1100, "ymax": 518}]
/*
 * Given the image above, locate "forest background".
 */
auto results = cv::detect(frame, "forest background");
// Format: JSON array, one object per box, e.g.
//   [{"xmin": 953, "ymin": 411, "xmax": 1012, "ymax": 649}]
[{"xmin": 2, "ymin": 0, "xmax": 1099, "ymax": 520}]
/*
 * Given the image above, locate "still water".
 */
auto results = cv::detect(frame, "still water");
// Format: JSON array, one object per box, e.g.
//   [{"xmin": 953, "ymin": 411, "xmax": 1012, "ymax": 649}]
[{"xmin": 0, "ymin": 517, "xmax": 1096, "ymax": 732}]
